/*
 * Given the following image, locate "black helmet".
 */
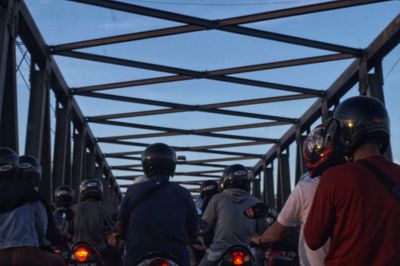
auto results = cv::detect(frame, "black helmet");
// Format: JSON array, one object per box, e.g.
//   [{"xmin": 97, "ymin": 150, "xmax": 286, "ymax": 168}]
[
  {"xmin": 0, "ymin": 147, "xmax": 18, "ymax": 178},
  {"xmin": 221, "ymin": 164, "xmax": 251, "ymax": 192},
  {"xmin": 303, "ymin": 124, "xmax": 345, "ymax": 177},
  {"xmin": 141, "ymin": 143, "xmax": 176, "ymax": 177},
  {"xmin": 54, "ymin": 185, "xmax": 75, "ymax": 208},
  {"xmin": 79, "ymin": 179, "xmax": 103, "ymax": 201},
  {"xmin": 18, "ymin": 155, "xmax": 42, "ymax": 189},
  {"xmin": 200, "ymin": 180, "xmax": 219, "ymax": 200},
  {"xmin": 332, "ymin": 96, "xmax": 390, "ymax": 156}
]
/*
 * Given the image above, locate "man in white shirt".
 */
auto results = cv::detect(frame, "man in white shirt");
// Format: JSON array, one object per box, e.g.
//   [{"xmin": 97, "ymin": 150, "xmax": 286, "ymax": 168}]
[{"xmin": 252, "ymin": 124, "xmax": 345, "ymax": 266}]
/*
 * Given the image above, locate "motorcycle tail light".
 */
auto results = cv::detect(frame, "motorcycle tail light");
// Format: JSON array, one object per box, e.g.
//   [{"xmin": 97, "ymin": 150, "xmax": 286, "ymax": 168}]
[
  {"xmin": 74, "ymin": 246, "xmax": 90, "ymax": 262},
  {"xmin": 149, "ymin": 258, "xmax": 170, "ymax": 266},
  {"xmin": 231, "ymin": 251, "xmax": 251, "ymax": 265}
]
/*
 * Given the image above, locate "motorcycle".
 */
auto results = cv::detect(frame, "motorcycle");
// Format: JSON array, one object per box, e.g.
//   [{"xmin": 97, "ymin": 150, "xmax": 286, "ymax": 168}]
[
  {"xmin": 245, "ymin": 203, "xmax": 299, "ymax": 266},
  {"xmin": 67, "ymin": 241, "xmax": 105, "ymax": 266},
  {"xmin": 135, "ymin": 252, "xmax": 180, "ymax": 266}
]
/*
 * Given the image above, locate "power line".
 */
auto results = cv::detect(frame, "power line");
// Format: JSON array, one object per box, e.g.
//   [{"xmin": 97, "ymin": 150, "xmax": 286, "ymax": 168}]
[{"xmin": 385, "ymin": 53, "xmax": 400, "ymax": 80}]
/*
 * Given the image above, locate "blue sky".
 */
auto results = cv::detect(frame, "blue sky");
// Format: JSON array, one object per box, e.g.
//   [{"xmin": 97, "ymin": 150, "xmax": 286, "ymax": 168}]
[{"xmin": 17, "ymin": 0, "xmax": 400, "ymax": 194}]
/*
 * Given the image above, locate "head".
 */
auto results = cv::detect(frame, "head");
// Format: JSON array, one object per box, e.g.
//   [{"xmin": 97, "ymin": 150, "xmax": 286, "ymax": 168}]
[
  {"xmin": 221, "ymin": 164, "xmax": 252, "ymax": 192},
  {"xmin": 18, "ymin": 155, "xmax": 42, "ymax": 191},
  {"xmin": 331, "ymin": 96, "xmax": 389, "ymax": 158},
  {"xmin": 54, "ymin": 185, "xmax": 75, "ymax": 208},
  {"xmin": 200, "ymin": 180, "xmax": 219, "ymax": 202},
  {"xmin": 141, "ymin": 143, "xmax": 176, "ymax": 178},
  {"xmin": 0, "ymin": 147, "xmax": 18, "ymax": 181},
  {"xmin": 79, "ymin": 179, "xmax": 103, "ymax": 202},
  {"xmin": 303, "ymin": 124, "xmax": 345, "ymax": 177}
]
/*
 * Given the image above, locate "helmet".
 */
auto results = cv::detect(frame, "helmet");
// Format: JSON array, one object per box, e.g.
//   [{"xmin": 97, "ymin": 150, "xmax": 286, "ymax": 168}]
[
  {"xmin": 200, "ymin": 180, "xmax": 219, "ymax": 200},
  {"xmin": 79, "ymin": 179, "xmax": 103, "ymax": 201},
  {"xmin": 303, "ymin": 124, "xmax": 344, "ymax": 177},
  {"xmin": 0, "ymin": 147, "xmax": 18, "ymax": 179},
  {"xmin": 18, "ymin": 155, "xmax": 42, "ymax": 189},
  {"xmin": 141, "ymin": 143, "xmax": 176, "ymax": 177},
  {"xmin": 54, "ymin": 185, "xmax": 75, "ymax": 208},
  {"xmin": 332, "ymin": 96, "xmax": 390, "ymax": 156},
  {"xmin": 221, "ymin": 164, "xmax": 251, "ymax": 192}
]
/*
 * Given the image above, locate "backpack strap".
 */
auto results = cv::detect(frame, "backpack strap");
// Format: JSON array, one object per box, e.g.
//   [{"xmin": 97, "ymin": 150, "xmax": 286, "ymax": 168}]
[{"xmin": 357, "ymin": 159, "xmax": 400, "ymax": 201}]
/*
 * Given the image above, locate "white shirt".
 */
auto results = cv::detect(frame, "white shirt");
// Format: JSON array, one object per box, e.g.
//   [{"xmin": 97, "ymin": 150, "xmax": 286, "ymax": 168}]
[{"xmin": 277, "ymin": 173, "xmax": 329, "ymax": 266}]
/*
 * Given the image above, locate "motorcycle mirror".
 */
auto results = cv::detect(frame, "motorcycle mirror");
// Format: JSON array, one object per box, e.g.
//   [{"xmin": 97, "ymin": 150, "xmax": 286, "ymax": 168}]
[{"xmin": 244, "ymin": 203, "xmax": 269, "ymax": 219}]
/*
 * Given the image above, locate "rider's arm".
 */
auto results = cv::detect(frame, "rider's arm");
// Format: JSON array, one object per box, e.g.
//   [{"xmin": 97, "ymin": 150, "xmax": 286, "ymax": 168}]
[
  {"xmin": 304, "ymin": 176, "xmax": 335, "ymax": 250},
  {"xmin": 252, "ymin": 221, "xmax": 290, "ymax": 245}
]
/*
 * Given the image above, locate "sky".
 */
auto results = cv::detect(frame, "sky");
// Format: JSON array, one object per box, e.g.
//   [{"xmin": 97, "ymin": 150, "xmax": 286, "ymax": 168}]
[{"xmin": 16, "ymin": 0, "xmax": 400, "ymax": 195}]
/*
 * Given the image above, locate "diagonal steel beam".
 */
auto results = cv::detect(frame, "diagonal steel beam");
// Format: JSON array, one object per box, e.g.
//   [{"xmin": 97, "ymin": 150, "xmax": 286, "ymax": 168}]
[
  {"xmin": 65, "ymin": 0, "xmax": 369, "ymax": 55},
  {"xmin": 86, "ymin": 94, "xmax": 315, "ymax": 121},
  {"xmin": 104, "ymin": 141, "xmax": 266, "ymax": 158},
  {"xmin": 98, "ymin": 121, "xmax": 287, "ymax": 141},
  {"xmin": 92, "ymin": 120, "xmax": 277, "ymax": 143},
  {"xmin": 72, "ymin": 53, "xmax": 351, "ymax": 93},
  {"xmin": 57, "ymin": 50, "xmax": 322, "ymax": 95},
  {"xmin": 79, "ymin": 91, "xmax": 298, "ymax": 123},
  {"xmin": 57, "ymin": 0, "xmax": 383, "ymax": 52}
]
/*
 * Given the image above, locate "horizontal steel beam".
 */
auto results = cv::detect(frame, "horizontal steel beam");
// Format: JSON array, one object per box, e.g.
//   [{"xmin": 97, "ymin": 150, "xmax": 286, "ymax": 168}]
[
  {"xmin": 79, "ymin": 91, "xmax": 298, "ymax": 123},
  {"xmin": 93, "ymin": 120, "xmax": 277, "ymax": 143},
  {"xmin": 57, "ymin": 50, "xmax": 322, "ymax": 95},
  {"xmin": 98, "ymin": 121, "xmax": 287, "ymax": 141},
  {"xmin": 72, "ymin": 54, "xmax": 350, "ymax": 93},
  {"xmin": 65, "ymin": 0, "xmax": 368, "ymax": 55}
]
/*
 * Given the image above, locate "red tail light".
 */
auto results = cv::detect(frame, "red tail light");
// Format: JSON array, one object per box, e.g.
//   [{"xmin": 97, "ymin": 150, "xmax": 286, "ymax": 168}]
[
  {"xmin": 74, "ymin": 247, "xmax": 90, "ymax": 262},
  {"xmin": 149, "ymin": 259, "xmax": 170, "ymax": 266},
  {"xmin": 231, "ymin": 251, "xmax": 251, "ymax": 265}
]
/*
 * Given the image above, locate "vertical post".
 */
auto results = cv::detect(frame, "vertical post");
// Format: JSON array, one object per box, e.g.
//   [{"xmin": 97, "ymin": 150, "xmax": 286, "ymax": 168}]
[
  {"xmin": 295, "ymin": 127, "xmax": 307, "ymax": 183},
  {"xmin": 321, "ymin": 96, "xmax": 329, "ymax": 123},
  {"xmin": 263, "ymin": 166, "xmax": 274, "ymax": 208},
  {"xmin": 25, "ymin": 67, "xmax": 48, "ymax": 159},
  {"xmin": 39, "ymin": 86, "xmax": 52, "ymax": 202},
  {"xmin": 52, "ymin": 103, "xmax": 70, "ymax": 189},
  {"xmin": 85, "ymin": 145, "xmax": 96, "ymax": 179},
  {"xmin": 253, "ymin": 176, "xmax": 261, "ymax": 200},
  {"xmin": 277, "ymin": 149, "xmax": 291, "ymax": 210},
  {"xmin": 0, "ymin": 7, "xmax": 18, "ymax": 151},
  {"xmin": 368, "ymin": 62, "xmax": 393, "ymax": 161},
  {"xmin": 358, "ymin": 56, "xmax": 370, "ymax": 96},
  {"xmin": 72, "ymin": 128, "xmax": 85, "ymax": 202}
]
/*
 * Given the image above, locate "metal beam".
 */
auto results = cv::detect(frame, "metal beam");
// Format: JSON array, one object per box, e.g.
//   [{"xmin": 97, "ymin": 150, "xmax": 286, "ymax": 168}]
[
  {"xmin": 72, "ymin": 129, "xmax": 86, "ymax": 201},
  {"xmin": 57, "ymin": 1, "xmax": 383, "ymax": 52},
  {"xmin": 93, "ymin": 120, "xmax": 278, "ymax": 143},
  {"xmin": 80, "ymin": 91, "xmax": 297, "ymax": 123},
  {"xmin": 98, "ymin": 121, "xmax": 286, "ymax": 141},
  {"xmin": 252, "ymin": 13, "xmax": 400, "ymax": 176},
  {"xmin": 66, "ymin": 0, "xmax": 365, "ymax": 55},
  {"xmin": 52, "ymin": 104, "xmax": 70, "ymax": 189},
  {"xmin": 277, "ymin": 151, "xmax": 291, "ymax": 210},
  {"xmin": 57, "ymin": 50, "xmax": 322, "ymax": 95},
  {"xmin": 73, "ymin": 54, "xmax": 350, "ymax": 93},
  {"xmin": 25, "ymin": 68, "xmax": 48, "ymax": 159}
]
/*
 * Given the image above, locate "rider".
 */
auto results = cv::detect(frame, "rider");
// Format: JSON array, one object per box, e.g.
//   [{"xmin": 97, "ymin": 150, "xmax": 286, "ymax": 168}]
[
  {"xmin": 304, "ymin": 96, "xmax": 400, "ymax": 265},
  {"xmin": 70, "ymin": 178, "xmax": 117, "ymax": 266},
  {"xmin": 0, "ymin": 149, "xmax": 65, "ymax": 266},
  {"xmin": 252, "ymin": 124, "xmax": 345, "ymax": 266},
  {"xmin": 199, "ymin": 164, "xmax": 267, "ymax": 266},
  {"xmin": 199, "ymin": 180, "xmax": 219, "ymax": 213},
  {"xmin": 53, "ymin": 185, "xmax": 75, "ymax": 237},
  {"xmin": 116, "ymin": 143, "xmax": 198, "ymax": 266}
]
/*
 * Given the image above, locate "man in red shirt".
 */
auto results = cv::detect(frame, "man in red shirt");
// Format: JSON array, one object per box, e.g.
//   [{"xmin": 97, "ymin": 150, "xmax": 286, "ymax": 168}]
[{"xmin": 304, "ymin": 96, "xmax": 400, "ymax": 266}]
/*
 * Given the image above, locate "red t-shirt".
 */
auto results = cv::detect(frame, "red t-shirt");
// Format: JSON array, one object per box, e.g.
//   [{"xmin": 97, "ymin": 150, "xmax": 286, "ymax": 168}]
[{"xmin": 304, "ymin": 156, "xmax": 400, "ymax": 266}]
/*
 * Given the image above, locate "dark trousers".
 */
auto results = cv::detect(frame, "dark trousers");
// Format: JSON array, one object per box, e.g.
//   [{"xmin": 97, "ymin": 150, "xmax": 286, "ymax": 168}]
[{"xmin": 0, "ymin": 246, "xmax": 66, "ymax": 266}]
